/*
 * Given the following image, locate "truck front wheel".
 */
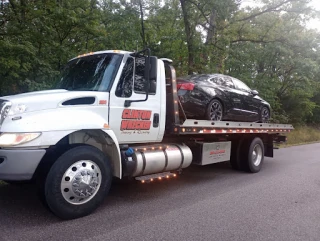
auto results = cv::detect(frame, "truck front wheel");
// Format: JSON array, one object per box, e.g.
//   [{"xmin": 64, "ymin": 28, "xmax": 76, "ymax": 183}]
[{"xmin": 44, "ymin": 145, "xmax": 112, "ymax": 220}]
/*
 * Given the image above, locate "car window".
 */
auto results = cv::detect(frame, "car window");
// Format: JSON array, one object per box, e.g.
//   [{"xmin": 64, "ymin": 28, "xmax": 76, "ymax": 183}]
[
  {"xmin": 210, "ymin": 76, "xmax": 235, "ymax": 88},
  {"xmin": 232, "ymin": 77, "xmax": 251, "ymax": 92},
  {"xmin": 223, "ymin": 76, "xmax": 235, "ymax": 88},
  {"xmin": 210, "ymin": 76, "xmax": 224, "ymax": 85}
]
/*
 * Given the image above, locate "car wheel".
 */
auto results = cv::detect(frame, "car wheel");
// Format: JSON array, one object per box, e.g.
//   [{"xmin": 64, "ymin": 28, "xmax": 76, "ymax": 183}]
[
  {"xmin": 260, "ymin": 106, "xmax": 270, "ymax": 123},
  {"xmin": 206, "ymin": 99, "xmax": 223, "ymax": 121}
]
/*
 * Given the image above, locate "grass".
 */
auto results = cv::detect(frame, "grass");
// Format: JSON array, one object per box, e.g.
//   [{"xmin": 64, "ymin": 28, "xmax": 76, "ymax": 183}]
[{"xmin": 281, "ymin": 126, "xmax": 320, "ymax": 147}]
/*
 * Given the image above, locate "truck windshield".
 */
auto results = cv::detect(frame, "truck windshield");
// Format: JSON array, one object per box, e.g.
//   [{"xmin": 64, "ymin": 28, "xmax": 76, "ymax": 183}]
[{"xmin": 55, "ymin": 53, "xmax": 123, "ymax": 91}]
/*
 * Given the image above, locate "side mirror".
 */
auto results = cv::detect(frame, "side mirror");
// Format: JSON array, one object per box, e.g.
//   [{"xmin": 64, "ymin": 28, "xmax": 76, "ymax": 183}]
[
  {"xmin": 251, "ymin": 90, "xmax": 259, "ymax": 96},
  {"xmin": 143, "ymin": 55, "xmax": 157, "ymax": 93},
  {"xmin": 149, "ymin": 79, "xmax": 156, "ymax": 93},
  {"xmin": 148, "ymin": 56, "xmax": 158, "ymax": 81},
  {"xmin": 125, "ymin": 48, "xmax": 157, "ymax": 107}
]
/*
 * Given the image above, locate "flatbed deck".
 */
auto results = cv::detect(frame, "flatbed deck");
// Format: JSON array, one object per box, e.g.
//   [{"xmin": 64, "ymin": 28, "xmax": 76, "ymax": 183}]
[{"xmin": 173, "ymin": 120, "xmax": 294, "ymax": 135}]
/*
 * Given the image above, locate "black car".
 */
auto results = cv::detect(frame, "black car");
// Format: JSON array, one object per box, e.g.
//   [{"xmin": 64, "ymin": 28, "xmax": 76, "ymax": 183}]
[{"xmin": 176, "ymin": 74, "xmax": 271, "ymax": 123}]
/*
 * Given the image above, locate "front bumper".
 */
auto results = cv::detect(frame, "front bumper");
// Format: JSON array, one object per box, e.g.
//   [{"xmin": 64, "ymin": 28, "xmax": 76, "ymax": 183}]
[{"xmin": 0, "ymin": 148, "xmax": 46, "ymax": 181}]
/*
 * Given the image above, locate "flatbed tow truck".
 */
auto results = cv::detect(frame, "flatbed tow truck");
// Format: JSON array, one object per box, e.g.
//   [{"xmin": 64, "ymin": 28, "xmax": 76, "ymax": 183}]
[{"xmin": 0, "ymin": 49, "xmax": 294, "ymax": 219}]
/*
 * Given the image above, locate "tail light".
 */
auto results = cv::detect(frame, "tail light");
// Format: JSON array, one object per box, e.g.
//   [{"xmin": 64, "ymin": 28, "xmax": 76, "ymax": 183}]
[{"xmin": 177, "ymin": 83, "xmax": 195, "ymax": 90}]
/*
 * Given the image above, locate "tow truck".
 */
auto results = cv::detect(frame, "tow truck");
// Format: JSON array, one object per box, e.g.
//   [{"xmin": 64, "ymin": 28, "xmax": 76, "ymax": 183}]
[{"xmin": 0, "ymin": 48, "xmax": 294, "ymax": 219}]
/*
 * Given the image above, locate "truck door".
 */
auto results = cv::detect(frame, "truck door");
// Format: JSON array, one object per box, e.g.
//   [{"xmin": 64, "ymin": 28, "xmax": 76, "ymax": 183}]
[{"xmin": 108, "ymin": 54, "xmax": 162, "ymax": 144}]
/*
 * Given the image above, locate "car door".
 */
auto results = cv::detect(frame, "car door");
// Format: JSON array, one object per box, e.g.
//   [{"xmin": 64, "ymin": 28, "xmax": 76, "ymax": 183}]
[
  {"xmin": 210, "ymin": 75, "xmax": 244, "ymax": 119},
  {"xmin": 231, "ymin": 77, "xmax": 259, "ymax": 121},
  {"xmin": 108, "ymin": 55, "xmax": 162, "ymax": 144}
]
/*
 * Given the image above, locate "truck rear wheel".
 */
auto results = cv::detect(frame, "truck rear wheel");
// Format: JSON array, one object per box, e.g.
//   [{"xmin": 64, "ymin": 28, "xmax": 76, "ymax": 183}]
[
  {"xmin": 230, "ymin": 139, "xmax": 244, "ymax": 170},
  {"xmin": 239, "ymin": 137, "xmax": 264, "ymax": 173},
  {"xmin": 44, "ymin": 145, "xmax": 112, "ymax": 220}
]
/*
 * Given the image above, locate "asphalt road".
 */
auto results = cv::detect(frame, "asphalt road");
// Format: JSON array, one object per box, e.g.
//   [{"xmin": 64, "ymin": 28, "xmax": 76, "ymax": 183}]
[{"xmin": 1, "ymin": 143, "xmax": 320, "ymax": 241}]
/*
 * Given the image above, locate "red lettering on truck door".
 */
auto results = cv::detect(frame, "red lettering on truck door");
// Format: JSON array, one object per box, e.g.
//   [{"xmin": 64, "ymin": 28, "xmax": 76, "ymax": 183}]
[{"xmin": 120, "ymin": 109, "xmax": 152, "ymax": 131}]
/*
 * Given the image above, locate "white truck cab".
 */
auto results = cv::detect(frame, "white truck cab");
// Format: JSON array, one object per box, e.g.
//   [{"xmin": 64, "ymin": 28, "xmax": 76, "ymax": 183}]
[{"xmin": 0, "ymin": 48, "xmax": 293, "ymax": 220}]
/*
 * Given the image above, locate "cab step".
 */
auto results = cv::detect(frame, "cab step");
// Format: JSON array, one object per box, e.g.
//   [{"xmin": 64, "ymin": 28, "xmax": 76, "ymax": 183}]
[{"xmin": 135, "ymin": 171, "xmax": 179, "ymax": 183}]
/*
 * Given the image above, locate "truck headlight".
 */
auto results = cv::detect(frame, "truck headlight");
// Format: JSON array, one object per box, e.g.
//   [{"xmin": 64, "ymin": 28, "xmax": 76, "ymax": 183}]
[{"xmin": 0, "ymin": 133, "xmax": 41, "ymax": 146}]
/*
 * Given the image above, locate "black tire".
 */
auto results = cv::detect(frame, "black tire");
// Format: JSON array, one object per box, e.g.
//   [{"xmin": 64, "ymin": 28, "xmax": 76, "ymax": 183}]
[
  {"xmin": 260, "ymin": 106, "xmax": 270, "ymax": 123},
  {"xmin": 44, "ymin": 145, "xmax": 112, "ymax": 220},
  {"xmin": 206, "ymin": 99, "xmax": 224, "ymax": 121},
  {"xmin": 239, "ymin": 137, "xmax": 264, "ymax": 173},
  {"xmin": 4, "ymin": 180, "xmax": 32, "ymax": 185},
  {"xmin": 230, "ymin": 139, "xmax": 241, "ymax": 170}
]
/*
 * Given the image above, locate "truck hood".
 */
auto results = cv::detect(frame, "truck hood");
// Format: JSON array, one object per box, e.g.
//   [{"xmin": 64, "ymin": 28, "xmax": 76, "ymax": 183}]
[{"xmin": 1, "ymin": 89, "xmax": 109, "ymax": 114}]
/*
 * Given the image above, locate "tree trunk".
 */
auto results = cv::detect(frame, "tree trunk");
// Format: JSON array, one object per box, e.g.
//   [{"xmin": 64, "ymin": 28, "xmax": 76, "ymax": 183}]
[
  {"xmin": 180, "ymin": 0, "xmax": 194, "ymax": 74},
  {"xmin": 139, "ymin": 0, "xmax": 146, "ymax": 48},
  {"xmin": 205, "ymin": 8, "xmax": 216, "ymax": 45}
]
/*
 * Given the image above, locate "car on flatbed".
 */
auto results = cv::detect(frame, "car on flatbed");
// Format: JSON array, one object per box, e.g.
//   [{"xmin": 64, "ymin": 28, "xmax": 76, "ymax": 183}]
[
  {"xmin": 177, "ymin": 74, "xmax": 270, "ymax": 123},
  {"xmin": 0, "ymin": 49, "xmax": 293, "ymax": 220}
]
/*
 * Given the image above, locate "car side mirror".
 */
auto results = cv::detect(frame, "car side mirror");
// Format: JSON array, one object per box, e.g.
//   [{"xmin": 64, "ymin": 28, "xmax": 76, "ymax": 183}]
[{"xmin": 251, "ymin": 90, "xmax": 259, "ymax": 96}]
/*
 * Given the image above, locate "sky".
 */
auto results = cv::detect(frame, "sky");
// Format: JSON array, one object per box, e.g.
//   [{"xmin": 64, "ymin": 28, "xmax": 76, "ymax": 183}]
[
  {"xmin": 241, "ymin": 0, "xmax": 320, "ymax": 31},
  {"xmin": 308, "ymin": 0, "xmax": 320, "ymax": 30}
]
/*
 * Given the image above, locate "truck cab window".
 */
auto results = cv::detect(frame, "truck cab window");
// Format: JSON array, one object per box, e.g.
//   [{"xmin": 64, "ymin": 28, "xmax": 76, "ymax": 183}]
[
  {"xmin": 134, "ymin": 57, "xmax": 156, "ymax": 95},
  {"xmin": 115, "ymin": 57, "xmax": 134, "ymax": 98},
  {"xmin": 56, "ymin": 53, "xmax": 123, "ymax": 92}
]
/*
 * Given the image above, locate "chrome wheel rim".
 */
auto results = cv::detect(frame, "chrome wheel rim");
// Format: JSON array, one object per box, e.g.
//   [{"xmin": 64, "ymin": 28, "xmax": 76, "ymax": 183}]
[
  {"xmin": 252, "ymin": 144, "xmax": 263, "ymax": 166},
  {"xmin": 210, "ymin": 101, "xmax": 223, "ymax": 121},
  {"xmin": 261, "ymin": 108, "xmax": 269, "ymax": 123},
  {"xmin": 61, "ymin": 160, "xmax": 101, "ymax": 205}
]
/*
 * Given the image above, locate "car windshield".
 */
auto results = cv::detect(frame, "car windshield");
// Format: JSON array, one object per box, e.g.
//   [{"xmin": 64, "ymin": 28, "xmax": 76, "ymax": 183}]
[{"xmin": 55, "ymin": 53, "xmax": 123, "ymax": 91}]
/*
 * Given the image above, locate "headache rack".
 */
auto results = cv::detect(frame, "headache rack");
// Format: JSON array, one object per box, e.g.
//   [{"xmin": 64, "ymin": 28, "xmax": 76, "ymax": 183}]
[{"xmin": 163, "ymin": 61, "xmax": 294, "ymax": 135}]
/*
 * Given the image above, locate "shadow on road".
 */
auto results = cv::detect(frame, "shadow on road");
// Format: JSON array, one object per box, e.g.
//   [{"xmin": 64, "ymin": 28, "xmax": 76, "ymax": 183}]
[{"xmin": 0, "ymin": 161, "xmax": 243, "ymax": 227}]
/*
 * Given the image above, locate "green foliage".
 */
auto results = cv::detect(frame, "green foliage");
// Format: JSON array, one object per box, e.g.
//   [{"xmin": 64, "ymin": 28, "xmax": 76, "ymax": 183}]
[
  {"xmin": 1, "ymin": 0, "xmax": 320, "ymax": 125},
  {"xmin": 282, "ymin": 125, "xmax": 320, "ymax": 146}
]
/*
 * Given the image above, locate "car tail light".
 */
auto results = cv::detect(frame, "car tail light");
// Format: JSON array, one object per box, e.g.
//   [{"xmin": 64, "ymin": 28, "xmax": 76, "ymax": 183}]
[{"xmin": 177, "ymin": 83, "xmax": 195, "ymax": 90}]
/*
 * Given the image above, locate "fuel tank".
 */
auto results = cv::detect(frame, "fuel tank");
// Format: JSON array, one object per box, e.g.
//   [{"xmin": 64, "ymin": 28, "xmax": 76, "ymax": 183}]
[{"xmin": 130, "ymin": 144, "xmax": 193, "ymax": 177}]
